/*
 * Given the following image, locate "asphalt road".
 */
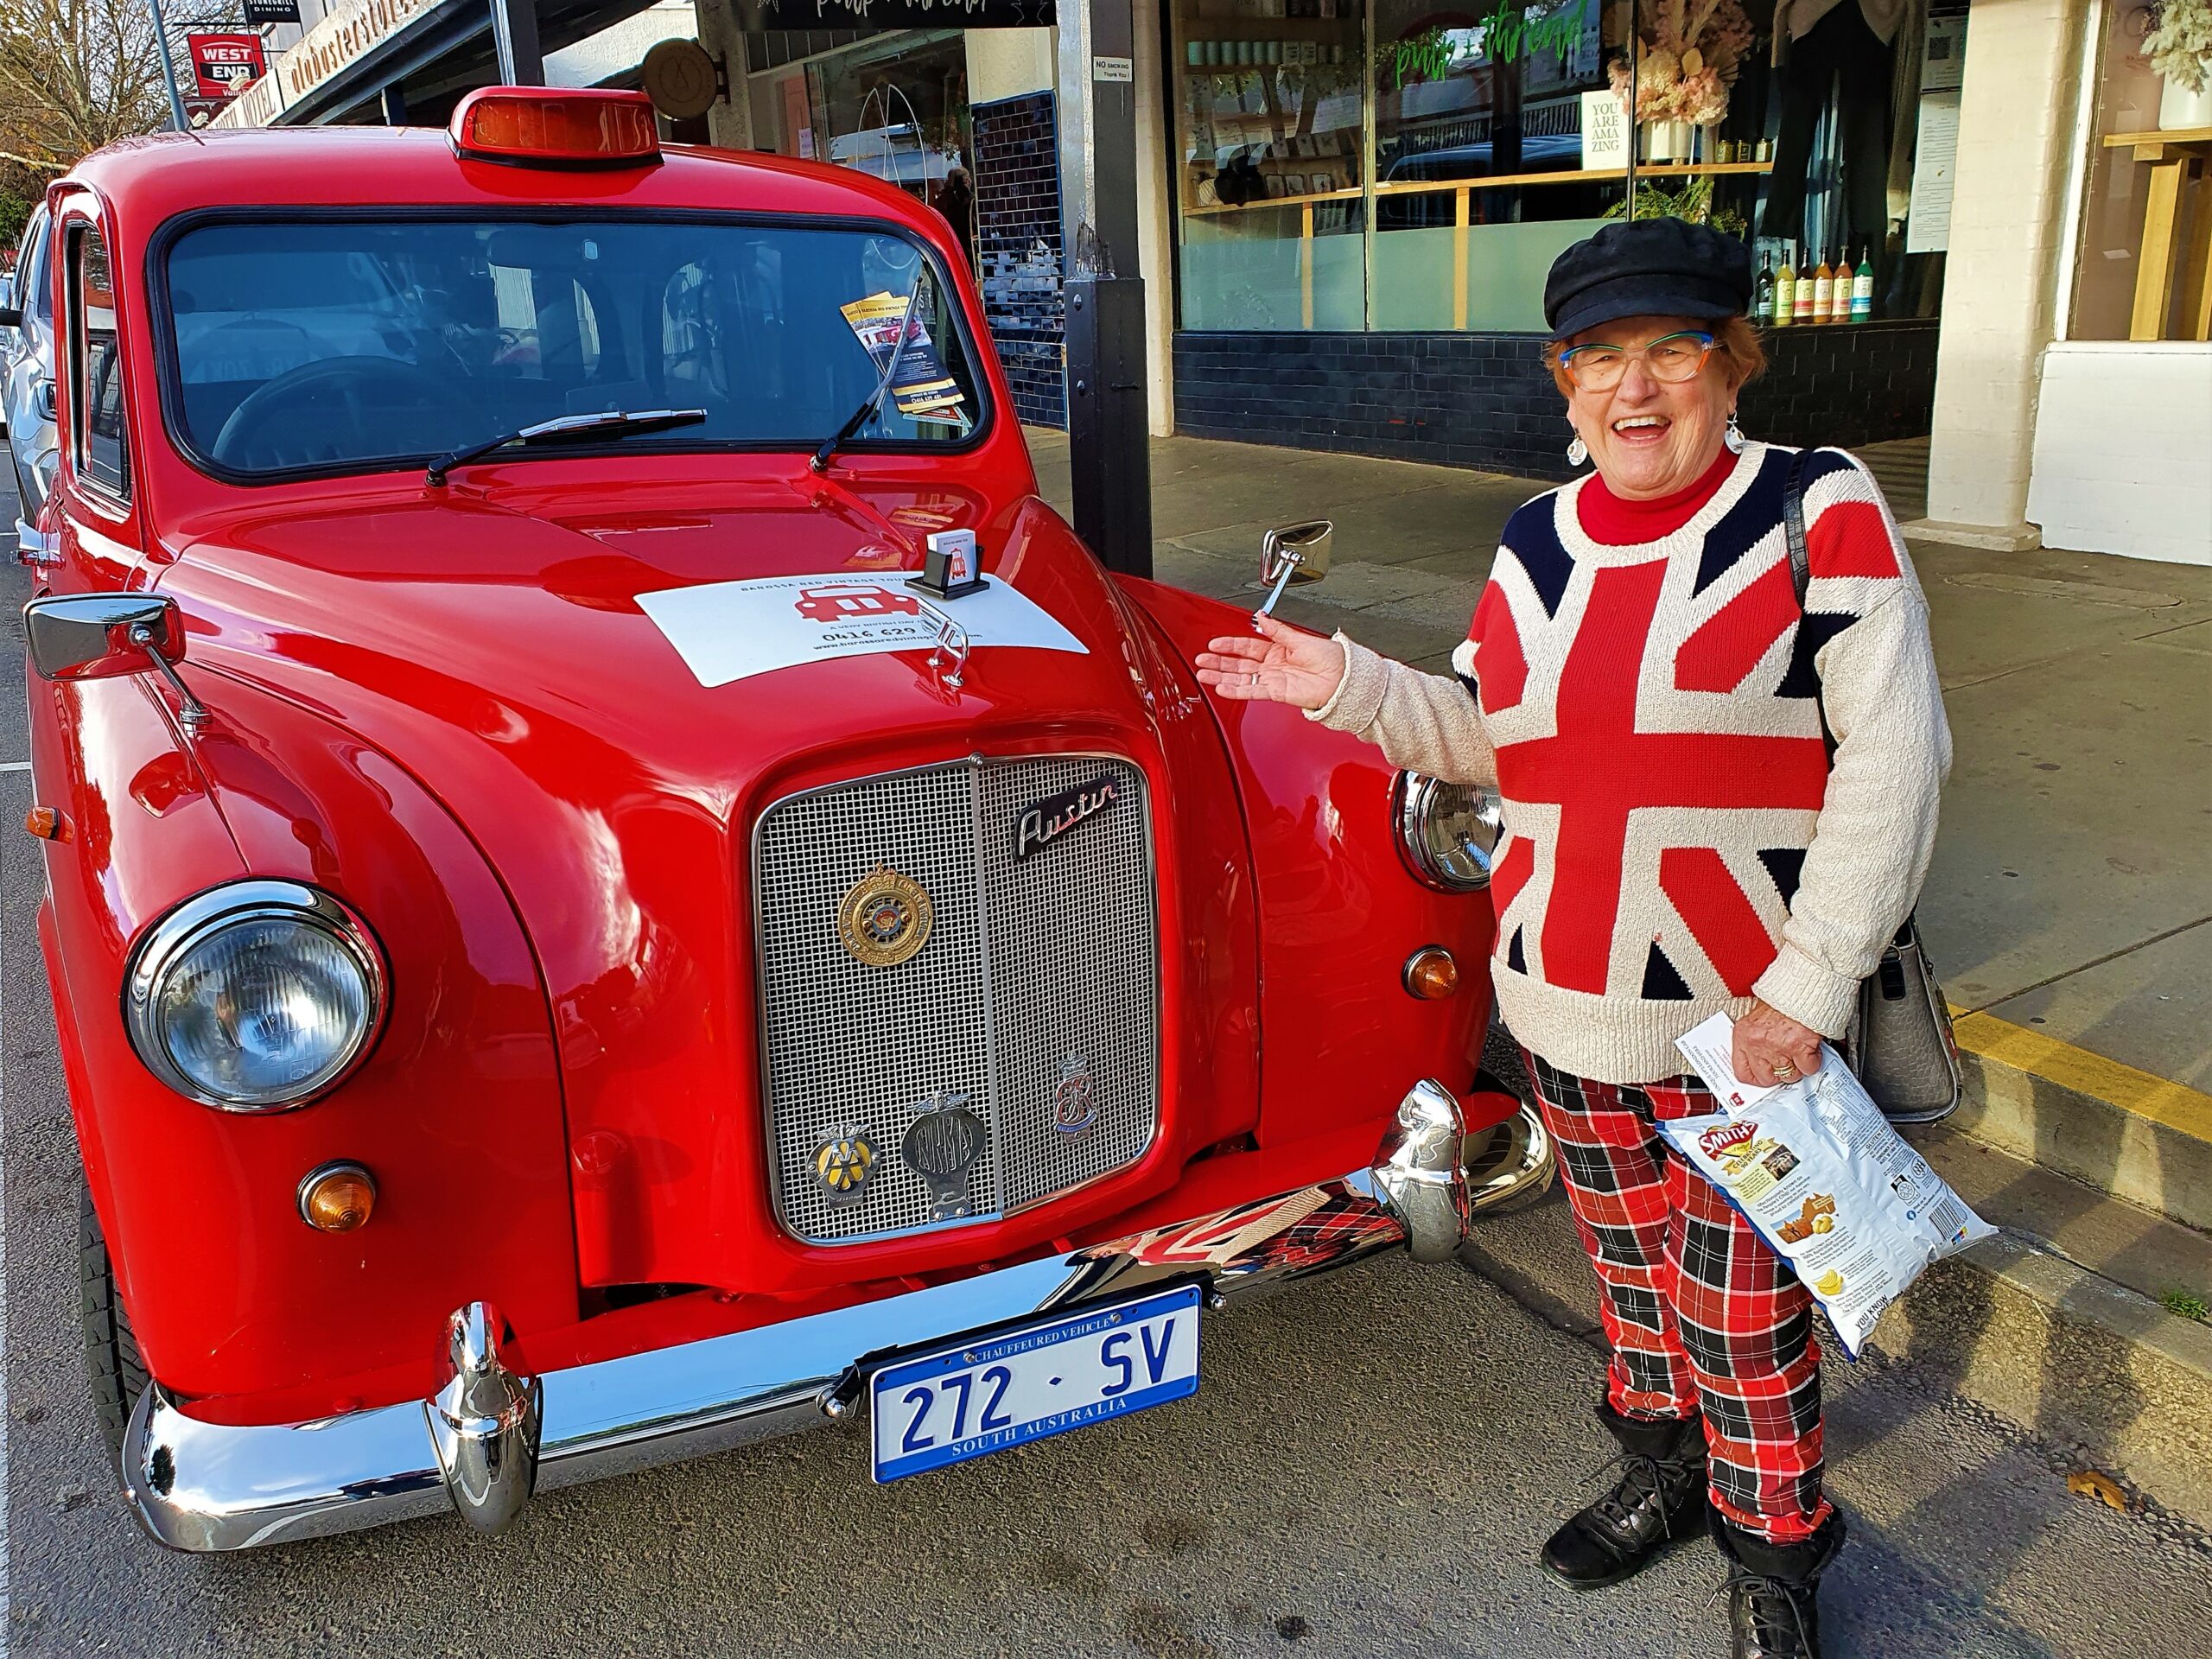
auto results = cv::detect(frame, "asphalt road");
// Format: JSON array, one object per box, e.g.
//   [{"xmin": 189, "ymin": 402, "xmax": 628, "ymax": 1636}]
[{"xmin": 0, "ymin": 486, "xmax": 2207, "ymax": 1659}]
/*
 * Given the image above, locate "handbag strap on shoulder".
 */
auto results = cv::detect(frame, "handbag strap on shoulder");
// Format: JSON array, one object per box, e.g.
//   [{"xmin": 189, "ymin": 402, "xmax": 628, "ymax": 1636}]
[
  {"xmin": 1783, "ymin": 447, "xmax": 1834, "ymax": 758},
  {"xmin": 1784, "ymin": 445, "xmax": 1812, "ymax": 607}
]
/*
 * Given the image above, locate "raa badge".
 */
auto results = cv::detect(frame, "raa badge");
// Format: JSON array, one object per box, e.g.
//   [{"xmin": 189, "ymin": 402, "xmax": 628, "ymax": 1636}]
[
  {"xmin": 811, "ymin": 1125, "xmax": 879, "ymax": 1205},
  {"xmin": 837, "ymin": 865, "xmax": 934, "ymax": 968},
  {"xmin": 902, "ymin": 1090, "xmax": 986, "ymax": 1222}
]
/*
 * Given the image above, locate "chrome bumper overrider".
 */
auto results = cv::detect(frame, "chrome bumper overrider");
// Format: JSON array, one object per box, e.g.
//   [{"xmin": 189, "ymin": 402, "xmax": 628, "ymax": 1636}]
[{"xmin": 124, "ymin": 1081, "xmax": 1547, "ymax": 1552}]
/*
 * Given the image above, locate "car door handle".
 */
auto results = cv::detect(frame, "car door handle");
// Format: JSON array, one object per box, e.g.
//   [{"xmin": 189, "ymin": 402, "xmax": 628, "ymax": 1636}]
[{"xmin": 34, "ymin": 378, "xmax": 55, "ymax": 421}]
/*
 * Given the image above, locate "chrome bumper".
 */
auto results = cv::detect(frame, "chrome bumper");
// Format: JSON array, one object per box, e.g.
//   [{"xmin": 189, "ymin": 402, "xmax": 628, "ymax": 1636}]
[{"xmin": 124, "ymin": 1081, "xmax": 1544, "ymax": 1553}]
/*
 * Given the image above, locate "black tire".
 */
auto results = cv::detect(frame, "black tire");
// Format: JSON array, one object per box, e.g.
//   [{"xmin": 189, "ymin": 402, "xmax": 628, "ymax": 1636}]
[{"xmin": 80, "ymin": 1180, "xmax": 148, "ymax": 1462}]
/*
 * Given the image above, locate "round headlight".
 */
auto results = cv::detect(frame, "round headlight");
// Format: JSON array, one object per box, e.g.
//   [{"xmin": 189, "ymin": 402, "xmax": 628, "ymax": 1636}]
[
  {"xmin": 124, "ymin": 881, "xmax": 386, "ymax": 1112},
  {"xmin": 1395, "ymin": 773, "xmax": 1503, "ymax": 892}
]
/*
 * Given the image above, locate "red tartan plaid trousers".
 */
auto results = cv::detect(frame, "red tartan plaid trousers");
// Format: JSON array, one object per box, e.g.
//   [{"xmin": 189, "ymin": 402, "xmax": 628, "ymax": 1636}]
[{"xmin": 1522, "ymin": 1049, "xmax": 1833, "ymax": 1544}]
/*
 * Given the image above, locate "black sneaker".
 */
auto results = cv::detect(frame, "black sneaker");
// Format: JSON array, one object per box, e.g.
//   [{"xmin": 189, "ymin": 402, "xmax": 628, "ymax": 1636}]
[
  {"xmin": 1538, "ymin": 1405, "xmax": 1707, "ymax": 1590},
  {"xmin": 1711, "ymin": 1509, "xmax": 1847, "ymax": 1659}
]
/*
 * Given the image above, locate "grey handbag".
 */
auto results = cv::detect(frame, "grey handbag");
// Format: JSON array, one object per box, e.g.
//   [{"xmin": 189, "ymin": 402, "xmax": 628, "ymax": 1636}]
[{"xmin": 1783, "ymin": 450, "xmax": 1963, "ymax": 1123}]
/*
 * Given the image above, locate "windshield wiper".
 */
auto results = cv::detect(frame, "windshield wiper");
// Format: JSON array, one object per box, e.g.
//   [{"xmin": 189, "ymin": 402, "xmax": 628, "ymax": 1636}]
[
  {"xmin": 426, "ymin": 407, "xmax": 708, "ymax": 487},
  {"xmin": 810, "ymin": 277, "xmax": 925, "ymax": 475}
]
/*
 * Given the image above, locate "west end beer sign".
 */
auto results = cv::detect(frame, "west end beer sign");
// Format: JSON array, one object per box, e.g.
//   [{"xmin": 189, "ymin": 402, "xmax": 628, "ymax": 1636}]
[{"xmin": 186, "ymin": 33, "xmax": 266, "ymax": 102}]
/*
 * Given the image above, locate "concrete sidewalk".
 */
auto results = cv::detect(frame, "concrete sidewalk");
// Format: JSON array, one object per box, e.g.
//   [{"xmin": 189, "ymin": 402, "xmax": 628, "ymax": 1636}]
[{"xmin": 1032, "ymin": 428, "xmax": 2212, "ymax": 1522}]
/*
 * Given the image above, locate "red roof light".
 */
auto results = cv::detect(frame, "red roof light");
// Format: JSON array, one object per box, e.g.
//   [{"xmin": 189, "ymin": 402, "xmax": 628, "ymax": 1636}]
[{"xmin": 449, "ymin": 87, "xmax": 661, "ymax": 168}]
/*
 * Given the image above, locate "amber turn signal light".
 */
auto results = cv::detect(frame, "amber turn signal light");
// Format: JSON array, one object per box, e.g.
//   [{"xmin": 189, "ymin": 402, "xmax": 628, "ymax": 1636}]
[
  {"xmin": 298, "ymin": 1162, "xmax": 376, "ymax": 1233},
  {"xmin": 1402, "ymin": 946, "xmax": 1459, "ymax": 1000},
  {"xmin": 23, "ymin": 806, "xmax": 60, "ymax": 840}
]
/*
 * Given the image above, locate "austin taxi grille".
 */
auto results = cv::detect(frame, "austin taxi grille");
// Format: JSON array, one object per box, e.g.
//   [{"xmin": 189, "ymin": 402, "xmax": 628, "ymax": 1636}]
[{"xmin": 754, "ymin": 754, "xmax": 1158, "ymax": 1244}]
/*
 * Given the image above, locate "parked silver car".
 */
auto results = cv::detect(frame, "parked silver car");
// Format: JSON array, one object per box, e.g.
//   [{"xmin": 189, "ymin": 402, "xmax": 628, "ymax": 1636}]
[{"xmin": 0, "ymin": 203, "xmax": 58, "ymax": 555}]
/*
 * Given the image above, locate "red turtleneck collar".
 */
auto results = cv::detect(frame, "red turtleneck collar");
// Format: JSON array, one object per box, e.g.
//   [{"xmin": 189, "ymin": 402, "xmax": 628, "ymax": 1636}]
[{"xmin": 1576, "ymin": 447, "xmax": 1740, "ymax": 546}]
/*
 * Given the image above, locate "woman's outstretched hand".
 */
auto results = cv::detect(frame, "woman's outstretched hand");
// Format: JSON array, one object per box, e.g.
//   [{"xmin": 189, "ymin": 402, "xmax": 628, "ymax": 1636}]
[
  {"xmin": 1193, "ymin": 614, "xmax": 1347, "ymax": 712},
  {"xmin": 1732, "ymin": 998, "xmax": 1825, "ymax": 1089}
]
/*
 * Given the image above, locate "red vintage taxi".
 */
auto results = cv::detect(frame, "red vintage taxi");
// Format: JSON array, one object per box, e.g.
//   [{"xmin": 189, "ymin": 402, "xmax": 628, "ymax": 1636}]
[{"xmin": 21, "ymin": 89, "xmax": 1548, "ymax": 1551}]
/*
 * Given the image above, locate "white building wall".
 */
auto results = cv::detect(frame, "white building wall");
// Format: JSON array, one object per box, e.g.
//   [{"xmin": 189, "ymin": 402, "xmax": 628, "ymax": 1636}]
[
  {"xmin": 2027, "ymin": 344, "xmax": 2212, "ymax": 565},
  {"xmin": 690, "ymin": 0, "xmax": 753, "ymax": 149},
  {"xmin": 968, "ymin": 28, "xmax": 1057, "ymax": 104},
  {"xmin": 547, "ymin": 0, "xmax": 696, "ymax": 89},
  {"xmin": 1917, "ymin": 0, "xmax": 2094, "ymax": 549}
]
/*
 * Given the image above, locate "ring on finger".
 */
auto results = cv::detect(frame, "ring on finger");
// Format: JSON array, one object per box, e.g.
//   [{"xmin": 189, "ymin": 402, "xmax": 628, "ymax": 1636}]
[{"xmin": 1773, "ymin": 1060, "xmax": 1798, "ymax": 1081}]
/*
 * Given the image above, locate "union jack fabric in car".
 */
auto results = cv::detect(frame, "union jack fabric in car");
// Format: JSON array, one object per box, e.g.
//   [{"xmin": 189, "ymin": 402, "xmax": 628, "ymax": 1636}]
[
  {"xmin": 1308, "ymin": 442, "xmax": 1952, "ymax": 1084},
  {"xmin": 1523, "ymin": 1050, "xmax": 1831, "ymax": 1545}
]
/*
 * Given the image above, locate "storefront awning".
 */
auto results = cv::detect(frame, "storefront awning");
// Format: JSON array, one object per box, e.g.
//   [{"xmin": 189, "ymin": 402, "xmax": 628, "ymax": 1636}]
[
  {"xmin": 753, "ymin": 0, "xmax": 1052, "ymax": 26},
  {"xmin": 218, "ymin": 0, "xmax": 668, "ymax": 127}
]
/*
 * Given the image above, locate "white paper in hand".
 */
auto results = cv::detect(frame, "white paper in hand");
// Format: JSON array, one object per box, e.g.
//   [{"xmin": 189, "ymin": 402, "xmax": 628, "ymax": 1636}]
[{"xmin": 1662, "ymin": 1014, "xmax": 1994, "ymax": 1357}]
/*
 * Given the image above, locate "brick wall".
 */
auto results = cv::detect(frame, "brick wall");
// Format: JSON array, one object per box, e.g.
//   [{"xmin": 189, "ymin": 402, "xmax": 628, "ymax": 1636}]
[
  {"xmin": 1171, "ymin": 320, "xmax": 1942, "ymax": 481},
  {"xmin": 971, "ymin": 91, "xmax": 1066, "ymax": 429}
]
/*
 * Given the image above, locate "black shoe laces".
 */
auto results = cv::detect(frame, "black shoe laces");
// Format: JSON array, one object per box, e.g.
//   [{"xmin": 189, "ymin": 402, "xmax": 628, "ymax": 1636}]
[
  {"xmin": 1581, "ymin": 1448, "xmax": 1696, "ymax": 1538},
  {"xmin": 1714, "ymin": 1567, "xmax": 1815, "ymax": 1657}
]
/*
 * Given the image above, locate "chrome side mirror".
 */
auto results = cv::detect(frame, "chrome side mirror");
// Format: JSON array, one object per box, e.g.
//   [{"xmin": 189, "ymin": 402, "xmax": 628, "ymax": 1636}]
[
  {"xmin": 24, "ymin": 594, "xmax": 208, "ymax": 728},
  {"xmin": 1254, "ymin": 519, "xmax": 1333, "ymax": 621}
]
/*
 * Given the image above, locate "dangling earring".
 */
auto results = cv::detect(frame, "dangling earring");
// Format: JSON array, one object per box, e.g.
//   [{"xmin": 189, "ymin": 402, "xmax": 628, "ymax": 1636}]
[
  {"xmin": 1567, "ymin": 433, "xmax": 1589, "ymax": 467},
  {"xmin": 1723, "ymin": 413, "xmax": 1746, "ymax": 453}
]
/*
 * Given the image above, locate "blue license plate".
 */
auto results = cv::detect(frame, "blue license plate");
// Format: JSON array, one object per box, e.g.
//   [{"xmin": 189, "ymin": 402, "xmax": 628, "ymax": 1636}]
[{"xmin": 868, "ymin": 1285, "xmax": 1201, "ymax": 1482}]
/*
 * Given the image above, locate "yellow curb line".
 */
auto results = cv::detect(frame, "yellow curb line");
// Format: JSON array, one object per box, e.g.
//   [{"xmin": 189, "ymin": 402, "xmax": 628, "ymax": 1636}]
[{"xmin": 1950, "ymin": 1007, "xmax": 2212, "ymax": 1147}]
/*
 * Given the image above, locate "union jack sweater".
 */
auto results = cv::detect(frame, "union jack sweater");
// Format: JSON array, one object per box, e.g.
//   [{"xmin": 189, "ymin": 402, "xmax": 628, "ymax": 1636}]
[{"xmin": 1311, "ymin": 443, "xmax": 1952, "ymax": 1085}]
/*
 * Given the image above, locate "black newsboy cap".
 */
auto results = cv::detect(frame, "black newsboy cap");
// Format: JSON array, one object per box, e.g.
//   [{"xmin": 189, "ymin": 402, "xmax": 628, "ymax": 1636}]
[{"xmin": 1543, "ymin": 217, "xmax": 1753, "ymax": 341}]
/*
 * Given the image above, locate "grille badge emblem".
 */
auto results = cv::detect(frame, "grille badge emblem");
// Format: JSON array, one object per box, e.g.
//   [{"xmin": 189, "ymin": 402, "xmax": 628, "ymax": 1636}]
[
  {"xmin": 837, "ymin": 865, "xmax": 934, "ymax": 968},
  {"xmin": 811, "ymin": 1125, "xmax": 879, "ymax": 1205},
  {"xmin": 902, "ymin": 1090, "xmax": 986, "ymax": 1221},
  {"xmin": 1014, "ymin": 774, "xmax": 1121, "ymax": 861},
  {"xmin": 1052, "ymin": 1053, "xmax": 1097, "ymax": 1135}
]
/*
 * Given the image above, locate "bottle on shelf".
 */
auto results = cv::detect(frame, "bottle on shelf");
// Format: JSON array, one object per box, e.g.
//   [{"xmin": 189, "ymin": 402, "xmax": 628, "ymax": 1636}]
[
  {"xmin": 1792, "ymin": 250, "xmax": 1814, "ymax": 323},
  {"xmin": 1810, "ymin": 251, "xmax": 1834, "ymax": 324},
  {"xmin": 1752, "ymin": 252, "xmax": 1775, "ymax": 321},
  {"xmin": 1772, "ymin": 252, "xmax": 1796, "ymax": 327},
  {"xmin": 1851, "ymin": 245, "xmax": 1875, "ymax": 321}
]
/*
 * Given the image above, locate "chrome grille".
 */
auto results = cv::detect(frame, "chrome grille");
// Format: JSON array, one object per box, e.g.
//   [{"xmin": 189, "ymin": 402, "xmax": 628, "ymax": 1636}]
[{"xmin": 754, "ymin": 755, "xmax": 1157, "ymax": 1244}]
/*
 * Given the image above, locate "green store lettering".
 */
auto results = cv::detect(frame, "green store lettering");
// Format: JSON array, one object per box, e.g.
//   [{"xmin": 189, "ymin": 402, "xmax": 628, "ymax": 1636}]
[{"xmin": 1391, "ymin": 0, "xmax": 1591, "ymax": 87}]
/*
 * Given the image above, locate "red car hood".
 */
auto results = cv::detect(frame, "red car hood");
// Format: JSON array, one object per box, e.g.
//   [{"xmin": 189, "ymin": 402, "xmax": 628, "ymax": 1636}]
[{"xmin": 162, "ymin": 467, "xmax": 1226, "ymax": 1292}]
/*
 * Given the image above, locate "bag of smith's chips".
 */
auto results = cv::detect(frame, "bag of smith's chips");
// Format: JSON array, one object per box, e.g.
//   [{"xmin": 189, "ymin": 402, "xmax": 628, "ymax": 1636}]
[{"xmin": 1660, "ymin": 1014, "xmax": 1995, "ymax": 1358}]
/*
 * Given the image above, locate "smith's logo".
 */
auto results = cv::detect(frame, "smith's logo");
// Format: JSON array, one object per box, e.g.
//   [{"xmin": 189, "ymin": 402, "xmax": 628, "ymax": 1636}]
[
  {"xmin": 1015, "ymin": 775, "xmax": 1120, "ymax": 861},
  {"xmin": 1699, "ymin": 1121, "xmax": 1760, "ymax": 1158}
]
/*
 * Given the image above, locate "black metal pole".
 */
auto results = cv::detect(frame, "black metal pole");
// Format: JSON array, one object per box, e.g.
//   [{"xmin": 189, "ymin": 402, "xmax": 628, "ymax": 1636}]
[
  {"xmin": 144, "ymin": 0, "xmax": 191, "ymax": 130},
  {"xmin": 489, "ymin": 0, "xmax": 543, "ymax": 86},
  {"xmin": 1061, "ymin": 0, "xmax": 1152, "ymax": 579},
  {"xmin": 381, "ymin": 82, "xmax": 408, "ymax": 125}
]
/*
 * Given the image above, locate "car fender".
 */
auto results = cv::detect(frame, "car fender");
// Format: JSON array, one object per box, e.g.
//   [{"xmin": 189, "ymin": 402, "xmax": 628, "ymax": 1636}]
[
  {"xmin": 32, "ymin": 654, "xmax": 577, "ymax": 1414},
  {"xmin": 1115, "ymin": 577, "xmax": 1501, "ymax": 1145}
]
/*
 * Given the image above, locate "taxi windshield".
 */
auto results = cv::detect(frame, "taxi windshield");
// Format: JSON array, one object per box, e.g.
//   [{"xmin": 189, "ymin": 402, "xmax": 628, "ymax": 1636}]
[{"xmin": 161, "ymin": 216, "xmax": 985, "ymax": 479}]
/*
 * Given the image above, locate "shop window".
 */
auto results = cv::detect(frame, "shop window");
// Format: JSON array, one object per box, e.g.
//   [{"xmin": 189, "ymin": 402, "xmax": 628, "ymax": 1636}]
[
  {"xmin": 71, "ymin": 225, "xmax": 129, "ymax": 499},
  {"xmin": 1169, "ymin": 0, "xmax": 1964, "ymax": 334},
  {"xmin": 2066, "ymin": 3, "xmax": 2211, "ymax": 341},
  {"xmin": 1369, "ymin": 0, "xmax": 1617, "ymax": 331},
  {"xmin": 1170, "ymin": 0, "xmax": 1370, "ymax": 330}
]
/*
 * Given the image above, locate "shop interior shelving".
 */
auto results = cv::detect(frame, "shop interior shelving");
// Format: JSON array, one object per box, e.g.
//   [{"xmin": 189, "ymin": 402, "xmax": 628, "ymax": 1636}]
[
  {"xmin": 1184, "ymin": 161, "xmax": 1775, "ymax": 216},
  {"xmin": 2101, "ymin": 127, "xmax": 2211, "ymax": 341}
]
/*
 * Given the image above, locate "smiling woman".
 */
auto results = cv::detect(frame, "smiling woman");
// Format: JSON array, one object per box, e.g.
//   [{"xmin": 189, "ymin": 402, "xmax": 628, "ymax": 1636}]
[
  {"xmin": 1542, "ymin": 311, "xmax": 1765, "ymax": 494},
  {"xmin": 1192, "ymin": 217, "xmax": 1954, "ymax": 1659}
]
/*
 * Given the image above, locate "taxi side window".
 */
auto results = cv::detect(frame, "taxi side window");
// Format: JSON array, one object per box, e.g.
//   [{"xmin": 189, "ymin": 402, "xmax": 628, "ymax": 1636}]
[{"xmin": 71, "ymin": 226, "xmax": 130, "ymax": 499}]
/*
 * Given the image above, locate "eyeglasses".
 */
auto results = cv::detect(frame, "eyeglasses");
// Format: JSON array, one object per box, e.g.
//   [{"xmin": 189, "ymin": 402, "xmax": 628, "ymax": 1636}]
[{"xmin": 1557, "ymin": 330, "xmax": 1717, "ymax": 391}]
